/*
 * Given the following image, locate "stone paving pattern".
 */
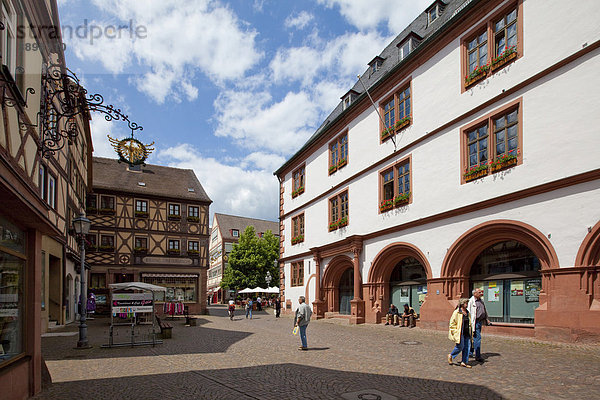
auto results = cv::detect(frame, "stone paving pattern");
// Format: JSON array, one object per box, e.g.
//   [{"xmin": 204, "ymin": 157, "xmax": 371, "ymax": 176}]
[{"xmin": 33, "ymin": 306, "xmax": 600, "ymax": 400}]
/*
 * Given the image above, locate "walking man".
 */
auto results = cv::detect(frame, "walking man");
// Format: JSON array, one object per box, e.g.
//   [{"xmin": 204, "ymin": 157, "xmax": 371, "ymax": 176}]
[
  {"xmin": 467, "ymin": 288, "xmax": 491, "ymax": 362},
  {"xmin": 275, "ymin": 296, "xmax": 281, "ymax": 318},
  {"xmin": 245, "ymin": 298, "xmax": 253, "ymax": 319},
  {"xmin": 294, "ymin": 296, "xmax": 312, "ymax": 350}
]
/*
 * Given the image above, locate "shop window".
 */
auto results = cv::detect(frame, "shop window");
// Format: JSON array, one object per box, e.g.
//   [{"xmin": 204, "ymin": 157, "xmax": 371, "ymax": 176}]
[
  {"xmin": 389, "ymin": 257, "xmax": 427, "ymax": 315},
  {"xmin": 329, "ymin": 190, "xmax": 348, "ymax": 231},
  {"xmin": 142, "ymin": 276, "xmax": 198, "ymax": 302},
  {"xmin": 291, "ymin": 213, "xmax": 304, "ymax": 245},
  {"xmin": 328, "ymin": 132, "xmax": 348, "ymax": 175},
  {"xmin": 461, "ymin": 100, "xmax": 521, "ymax": 183},
  {"xmin": 292, "ymin": 165, "xmax": 305, "ymax": 198},
  {"xmin": 0, "ymin": 217, "xmax": 25, "ymax": 365},
  {"xmin": 470, "ymin": 241, "xmax": 541, "ymax": 324},
  {"xmin": 291, "ymin": 261, "xmax": 304, "ymax": 287}
]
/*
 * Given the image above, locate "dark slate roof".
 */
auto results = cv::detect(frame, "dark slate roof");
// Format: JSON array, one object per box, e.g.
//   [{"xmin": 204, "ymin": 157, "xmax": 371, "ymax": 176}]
[
  {"xmin": 214, "ymin": 213, "xmax": 279, "ymax": 241},
  {"xmin": 275, "ymin": 0, "xmax": 477, "ymax": 176},
  {"xmin": 92, "ymin": 157, "xmax": 212, "ymax": 203}
]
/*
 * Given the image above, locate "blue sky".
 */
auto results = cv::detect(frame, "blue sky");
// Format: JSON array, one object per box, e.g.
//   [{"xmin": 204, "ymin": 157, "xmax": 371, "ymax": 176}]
[{"xmin": 57, "ymin": 0, "xmax": 432, "ymax": 222}]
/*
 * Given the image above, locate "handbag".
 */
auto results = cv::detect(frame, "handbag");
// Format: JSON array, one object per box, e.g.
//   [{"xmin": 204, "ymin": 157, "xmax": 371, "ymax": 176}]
[{"xmin": 292, "ymin": 326, "xmax": 298, "ymax": 335}]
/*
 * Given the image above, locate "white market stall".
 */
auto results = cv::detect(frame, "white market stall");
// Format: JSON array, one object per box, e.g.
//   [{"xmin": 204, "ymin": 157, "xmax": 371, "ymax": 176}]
[{"xmin": 102, "ymin": 282, "xmax": 167, "ymax": 348}]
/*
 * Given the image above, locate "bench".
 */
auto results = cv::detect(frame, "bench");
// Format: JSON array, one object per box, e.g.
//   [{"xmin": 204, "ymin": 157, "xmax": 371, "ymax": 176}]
[{"xmin": 156, "ymin": 316, "xmax": 172, "ymax": 339}]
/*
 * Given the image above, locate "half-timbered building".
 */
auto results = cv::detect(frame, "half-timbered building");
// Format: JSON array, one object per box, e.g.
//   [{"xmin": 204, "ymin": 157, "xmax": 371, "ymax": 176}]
[{"xmin": 87, "ymin": 157, "xmax": 211, "ymax": 314}]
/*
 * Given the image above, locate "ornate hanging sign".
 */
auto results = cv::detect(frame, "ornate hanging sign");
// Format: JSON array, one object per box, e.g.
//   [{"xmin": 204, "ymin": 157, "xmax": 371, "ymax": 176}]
[{"xmin": 108, "ymin": 136, "xmax": 154, "ymax": 166}]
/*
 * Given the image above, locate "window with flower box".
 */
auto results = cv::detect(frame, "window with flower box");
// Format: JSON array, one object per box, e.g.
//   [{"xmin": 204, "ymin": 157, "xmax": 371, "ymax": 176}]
[
  {"xmin": 90, "ymin": 273, "xmax": 106, "ymax": 289},
  {"xmin": 292, "ymin": 165, "xmax": 305, "ymax": 197},
  {"xmin": 461, "ymin": 1, "xmax": 522, "ymax": 91},
  {"xmin": 329, "ymin": 190, "xmax": 348, "ymax": 231},
  {"xmin": 135, "ymin": 199, "xmax": 148, "ymax": 218},
  {"xmin": 291, "ymin": 261, "xmax": 304, "ymax": 287},
  {"xmin": 188, "ymin": 241, "xmax": 199, "ymax": 255},
  {"xmin": 86, "ymin": 194, "xmax": 97, "ymax": 213},
  {"xmin": 380, "ymin": 83, "xmax": 412, "ymax": 142},
  {"xmin": 99, "ymin": 235, "xmax": 114, "ymax": 252},
  {"xmin": 328, "ymin": 132, "xmax": 348, "ymax": 174},
  {"xmin": 291, "ymin": 213, "xmax": 304, "ymax": 245},
  {"xmin": 168, "ymin": 239, "xmax": 180, "ymax": 255},
  {"xmin": 99, "ymin": 195, "xmax": 115, "ymax": 214},
  {"xmin": 85, "ymin": 234, "xmax": 97, "ymax": 251},
  {"xmin": 187, "ymin": 206, "xmax": 200, "ymax": 222},
  {"xmin": 379, "ymin": 157, "xmax": 412, "ymax": 213},
  {"xmin": 134, "ymin": 237, "xmax": 148, "ymax": 254},
  {"xmin": 461, "ymin": 99, "xmax": 522, "ymax": 183},
  {"xmin": 168, "ymin": 203, "xmax": 181, "ymax": 220}
]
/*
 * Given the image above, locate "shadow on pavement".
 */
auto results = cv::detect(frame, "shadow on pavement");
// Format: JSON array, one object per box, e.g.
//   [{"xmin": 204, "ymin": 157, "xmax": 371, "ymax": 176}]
[
  {"xmin": 34, "ymin": 363, "xmax": 505, "ymax": 400},
  {"xmin": 42, "ymin": 318, "xmax": 252, "ymax": 361}
]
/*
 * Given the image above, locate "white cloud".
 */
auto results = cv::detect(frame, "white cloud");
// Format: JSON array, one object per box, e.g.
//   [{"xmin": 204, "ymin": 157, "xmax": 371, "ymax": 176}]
[
  {"xmin": 316, "ymin": 0, "xmax": 433, "ymax": 33},
  {"xmin": 66, "ymin": 0, "xmax": 263, "ymax": 103},
  {"xmin": 285, "ymin": 11, "xmax": 314, "ymax": 30},
  {"xmin": 158, "ymin": 144, "xmax": 279, "ymax": 221},
  {"xmin": 213, "ymin": 89, "xmax": 320, "ymax": 155},
  {"xmin": 270, "ymin": 30, "xmax": 391, "ymax": 86}
]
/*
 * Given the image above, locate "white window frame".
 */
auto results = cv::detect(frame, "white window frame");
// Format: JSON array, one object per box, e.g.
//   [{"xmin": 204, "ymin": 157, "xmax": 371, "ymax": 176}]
[
  {"xmin": 399, "ymin": 40, "xmax": 412, "ymax": 60},
  {"xmin": 428, "ymin": 4, "xmax": 439, "ymax": 24},
  {"xmin": 48, "ymin": 174, "xmax": 56, "ymax": 209}
]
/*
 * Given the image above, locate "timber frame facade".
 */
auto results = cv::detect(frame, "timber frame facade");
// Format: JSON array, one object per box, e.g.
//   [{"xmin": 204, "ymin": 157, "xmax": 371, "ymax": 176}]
[{"xmin": 87, "ymin": 157, "xmax": 211, "ymax": 314}]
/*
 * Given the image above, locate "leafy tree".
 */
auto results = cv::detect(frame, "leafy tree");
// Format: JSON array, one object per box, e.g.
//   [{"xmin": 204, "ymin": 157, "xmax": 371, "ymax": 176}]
[{"xmin": 220, "ymin": 226, "xmax": 279, "ymax": 292}]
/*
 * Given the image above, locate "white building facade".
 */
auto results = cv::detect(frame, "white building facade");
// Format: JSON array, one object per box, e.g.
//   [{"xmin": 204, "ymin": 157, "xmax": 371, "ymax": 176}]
[{"xmin": 275, "ymin": 0, "xmax": 600, "ymax": 342}]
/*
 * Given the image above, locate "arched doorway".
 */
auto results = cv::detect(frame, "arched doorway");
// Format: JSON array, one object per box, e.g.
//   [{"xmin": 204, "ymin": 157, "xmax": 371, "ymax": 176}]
[
  {"xmin": 339, "ymin": 268, "xmax": 353, "ymax": 315},
  {"xmin": 389, "ymin": 257, "xmax": 427, "ymax": 314},
  {"xmin": 470, "ymin": 240, "xmax": 541, "ymax": 324}
]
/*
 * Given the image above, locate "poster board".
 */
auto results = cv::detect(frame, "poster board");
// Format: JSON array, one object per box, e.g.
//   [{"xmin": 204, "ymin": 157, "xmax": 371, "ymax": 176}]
[
  {"xmin": 111, "ymin": 293, "xmax": 153, "ymax": 314},
  {"xmin": 525, "ymin": 279, "xmax": 541, "ymax": 303}
]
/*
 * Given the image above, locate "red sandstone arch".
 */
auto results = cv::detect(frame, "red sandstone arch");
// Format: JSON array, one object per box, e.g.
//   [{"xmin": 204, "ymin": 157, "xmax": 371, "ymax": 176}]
[
  {"xmin": 441, "ymin": 220, "xmax": 559, "ymax": 278},
  {"xmin": 321, "ymin": 255, "xmax": 355, "ymax": 313},
  {"xmin": 575, "ymin": 220, "xmax": 600, "ymax": 267},
  {"xmin": 368, "ymin": 242, "xmax": 432, "ymax": 284}
]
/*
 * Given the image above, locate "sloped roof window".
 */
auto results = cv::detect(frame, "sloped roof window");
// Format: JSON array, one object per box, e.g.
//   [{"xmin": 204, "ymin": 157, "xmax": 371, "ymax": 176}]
[
  {"xmin": 368, "ymin": 56, "xmax": 385, "ymax": 75},
  {"xmin": 428, "ymin": 1, "xmax": 446, "ymax": 25},
  {"xmin": 341, "ymin": 89, "xmax": 359, "ymax": 111},
  {"xmin": 397, "ymin": 32, "xmax": 422, "ymax": 61}
]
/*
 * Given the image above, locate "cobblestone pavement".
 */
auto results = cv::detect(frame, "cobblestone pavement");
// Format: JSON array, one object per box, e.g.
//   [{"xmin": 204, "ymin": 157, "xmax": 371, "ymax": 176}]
[{"xmin": 34, "ymin": 306, "xmax": 600, "ymax": 400}]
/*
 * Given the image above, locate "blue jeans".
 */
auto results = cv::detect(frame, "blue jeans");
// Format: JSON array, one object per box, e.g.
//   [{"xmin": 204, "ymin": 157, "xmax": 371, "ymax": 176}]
[
  {"xmin": 299, "ymin": 325, "xmax": 307, "ymax": 348},
  {"xmin": 472, "ymin": 321, "xmax": 482, "ymax": 358},
  {"xmin": 246, "ymin": 308, "xmax": 252, "ymax": 319},
  {"xmin": 450, "ymin": 335, "xmax": 471, "ymax": 364}
]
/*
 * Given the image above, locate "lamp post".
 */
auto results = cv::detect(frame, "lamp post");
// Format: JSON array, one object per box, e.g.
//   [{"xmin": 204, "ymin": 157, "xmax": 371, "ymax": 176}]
[
  {"xmin": 265, "ymin": 271, "xmax": 272, "ymax": 287},
  {"xmin": 72, "ymin": 213, "xmax": 91, "ymax": 348}
]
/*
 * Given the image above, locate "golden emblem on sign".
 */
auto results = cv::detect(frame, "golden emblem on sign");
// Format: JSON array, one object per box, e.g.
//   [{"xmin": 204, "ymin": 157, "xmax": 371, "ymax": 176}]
[{"xmin": 108, "ymin": 136, "xmax": 155, "ymax": 166}]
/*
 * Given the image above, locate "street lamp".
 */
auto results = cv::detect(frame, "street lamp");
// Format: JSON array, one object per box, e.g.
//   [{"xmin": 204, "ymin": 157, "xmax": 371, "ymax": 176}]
[
  {"xmin": 72, "ymin": 213, "xmax": 91, "ymax": 348},
  {"xmin": 265, "ymin": 271, "xmax": 272, "ymax": 287}
]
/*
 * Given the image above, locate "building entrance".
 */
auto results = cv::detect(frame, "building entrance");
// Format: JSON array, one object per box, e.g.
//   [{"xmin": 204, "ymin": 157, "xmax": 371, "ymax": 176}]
[
  {"xmin": 389, "ymin": 257, "xmax": 427, "ymax": 314},
  {"xmin": 338, "ymin": 268, "xmax": 353, "ymax": 315},
  {"xmin": 470, "ymin": 241, "xmax": 541, "ymax": 324}
]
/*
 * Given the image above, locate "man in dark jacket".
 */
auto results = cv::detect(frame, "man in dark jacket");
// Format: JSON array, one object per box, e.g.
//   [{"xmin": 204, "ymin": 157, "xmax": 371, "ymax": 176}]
[
  {"xmin": 385, "ymin": 304, "xmax": 399, "ymax": 325},
  {"xmin": 400, "ymin": 303, "xmax": 416, "ymax": 328},
  {"xmin": 275, "ymin": 297, "xmax": 281, "ymax": 318}
]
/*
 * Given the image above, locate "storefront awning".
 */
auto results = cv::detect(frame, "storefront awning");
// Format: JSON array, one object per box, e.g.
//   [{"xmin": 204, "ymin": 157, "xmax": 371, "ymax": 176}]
[{"xmin": 141, "ymin": 273, "xmax": 199, "ymax": 278}]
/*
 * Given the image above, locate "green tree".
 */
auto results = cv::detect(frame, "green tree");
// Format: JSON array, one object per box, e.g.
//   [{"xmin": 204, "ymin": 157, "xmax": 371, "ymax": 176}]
[{"xmin": 220, "ymin": 226, "xmax": 279, "ymax": 292}]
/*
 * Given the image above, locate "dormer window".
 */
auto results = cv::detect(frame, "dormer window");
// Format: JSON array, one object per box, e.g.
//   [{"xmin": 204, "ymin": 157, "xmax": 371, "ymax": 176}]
[
  {"xmin": 428, "ymin": 1, "xmax": 445, "ymax": 25},
  {"xmin": 232, "ymin": 229, "xmax": 239, "ymax": 237},
  {"xmin": 341, "ymin": 89, "xmax": 359, "ymax": 111},
  {"xmin": 397, "ymin": 32, "xmax": 422, "ymax": 61},
  {"xmin": 368, "ymin": 56, "xmax": 385, "ymax": 75}
]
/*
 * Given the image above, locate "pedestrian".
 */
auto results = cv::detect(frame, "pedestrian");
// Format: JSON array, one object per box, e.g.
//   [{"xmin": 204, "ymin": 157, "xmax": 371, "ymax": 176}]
[
  {"xmin": 467, "ymin": 288, "xmax": 491, "ymax": 362},
  {"xmin": 275, "ymin": 296, "xmax": 281, "ymax": 318},
  {"xmin": 447, "ymin": 298, "xmax": 473, "ymax": 368},
  {"xmin": 245, "ymin": 298, "xmax": 253, "ymax": 319},
  {"xmin": 257, "ymin": 296, "xmax": 262, "ymax": 311},
  {"xmin": 228, "ymin": 298, "xmax": 235, "ymax": 321},
  {"xmin": 294, "ymin": 296, "xmax": 312, "ymax": 350}
]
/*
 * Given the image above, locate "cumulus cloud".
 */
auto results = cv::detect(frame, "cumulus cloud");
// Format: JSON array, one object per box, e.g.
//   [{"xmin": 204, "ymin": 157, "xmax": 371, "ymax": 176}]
[
  {"xmin": 316, "ymin": 0, "xmax": 433, "ymax": 33},
  {"xmin": 66, "ymin": 0, "xmax": 263, "ymax": 103},
  {"xmin": 158, "ymin": 144, "xmax": 280, "ymax": 221},
  {"xmin": 285, "ymin": 11, "xmax": 314, "ymax": 30}
]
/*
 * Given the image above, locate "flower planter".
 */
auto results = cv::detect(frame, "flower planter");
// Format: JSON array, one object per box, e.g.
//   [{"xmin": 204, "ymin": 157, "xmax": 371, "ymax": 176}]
[
  {"xmin": 135, "ymin": 211, "xmax": 148, "ymax": 218},
  {"xmin": 380, "ymin": 201, "xmax": 394, "ymax": 213},
  {"xmin": 338, "ymin": 218, "xmax": 348, "ymax": 228},
  {"xmin": 328, "ymin": 165, "xmax": 337, "ymax": 175},
  {"xmin": 98, "ymin": 246, "xmax": 114, "ymax": 252},
  {"xmin": 291, "ymin": 235, "xmax": 304, "ymax": 245},
  {"xmin": 337, "ymin": 159, "xmax": 347, "ymax": 168},
  {"xmin": 86, "ymin": 207, "xmax": 97, "ymax": 214},
  {"xmin": 292, "ymin": 186, "xmax": 305, "ymax": 198},
  {"xmin": 491, "ymin": 156, "xmax": 518, "ymax": 173},
  {"xmin": 187, "ymin": 250, "xmax": 199, "ymax": 256},
  {"xmin": 99, "ymin": 208, "xmax": 115, "ymax": 215},
  {"xmin": 464, "ymin": 168, "xmax": 489, "ymax": 182},
  {"xmin": 133, "ymin": 248, "xmax": 148, "ymax": 255},
  {"xmin": 186, "ymin": 216, "xmax": 200, "ymax": 223},
  {"xmin": 465, "ymin": 71, "xmax": 487, "ymax": 88},
  {"xmin": 394, "ymin": 117, "xmax": 411, "ymax": 132},
  {"xmin": 168, "ymin": 215, "xmax": 181, "ymax": 221},
  {"xmin": 167, "ymin": 250, "xmax": 180, "ymax": 256},
  {"xmin": 381, "ymin": 129, "xmax": 394, "ymax": 142},
  {"xmin": 328, "ymin": 223, "xmax": 338, "ymax": 232},
  {"xmin": 491, "ymin": 50, "xmax": 517, "ymax": 71}
]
